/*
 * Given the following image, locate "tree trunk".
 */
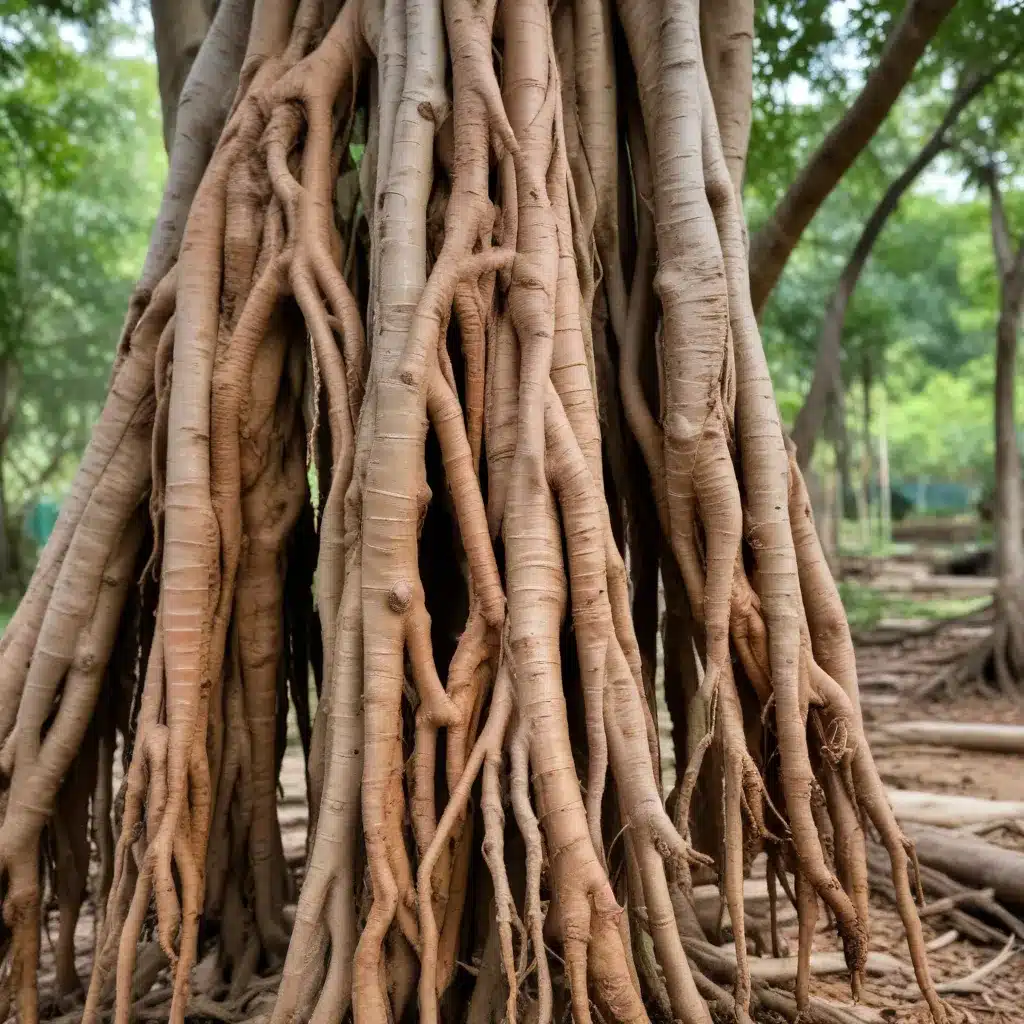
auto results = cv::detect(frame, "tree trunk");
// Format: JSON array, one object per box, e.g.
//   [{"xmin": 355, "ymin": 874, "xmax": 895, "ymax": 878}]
[
  {"xmin": 878, "ymin": 384, "xmax": 892, "ymax": 547},
  {"xmin": 135, "ymin": 0, "xmax": 253, "ymax": 301},
  {"xmin": 986, "ymin": 165, "xmax": 1024, "ymax": 692},
  {"xmin": 862, "ymin": 360, "xmax": 874, "ymax": 543},
  {"xmin": 150, "ymin": 0, "xmax": 214, "ymax": 153},
  {"xmin": 790, "ymin": 70, "xmax": 997, "ymax": 469},
  {"xmin": 824, "ymin": 395, "xmax": 848, "ymax": 571},
  {"xmin": 0, "ymin": 4, "xmax": 954, "ymax": 1024},
  {"xmin": 994, "ymin": 281, "xmax": 1024, "ymax": 583},
  {"xmin": 699, "ymin": 0, "xmax": 754, "ymax": 202},
  {"xmin": 748, "ymin": 0, "xmax": 958, "ymax": 315}
]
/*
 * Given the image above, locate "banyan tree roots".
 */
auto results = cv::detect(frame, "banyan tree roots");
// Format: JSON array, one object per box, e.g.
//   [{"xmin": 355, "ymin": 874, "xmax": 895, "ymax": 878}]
[{"xmin": 0, "ymin": 1, "xmax": 952, "ymax": 1023}]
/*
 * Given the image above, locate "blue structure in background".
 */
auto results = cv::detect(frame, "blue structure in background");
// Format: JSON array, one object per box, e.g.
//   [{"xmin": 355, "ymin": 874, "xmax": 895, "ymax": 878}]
[{"xmin": 24, "ymin": 498, "xmax": 59, "ymax": 548}]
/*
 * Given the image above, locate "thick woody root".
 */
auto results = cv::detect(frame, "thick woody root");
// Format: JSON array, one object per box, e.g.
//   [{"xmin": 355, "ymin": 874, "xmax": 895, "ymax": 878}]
[{"xmin": 0, "ymin": 1, "xmax": 954, "ymax": 1023}]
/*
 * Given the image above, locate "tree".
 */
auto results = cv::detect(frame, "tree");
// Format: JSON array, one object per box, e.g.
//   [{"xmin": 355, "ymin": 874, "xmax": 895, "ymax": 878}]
[
  {"xmin": 748, "ymin": 0, "xmax": 958, "ymax": 314},
  {"xmin": 0, "ymin": 3, "xmax": 951, "ymax": 1024},
  {"xmin": 0, "ymin": 12, "xmax": 164, "ymax": 588},
  {"xmin": 150, "ymin": 0, "xmax": 213, "ymax": 150},
  {"xmin": 789, "ymin": 66, "xmax": 1006, "ymax": 470},
  {"xmin": 978, "ymin": 162, "xmax": 1024, "ymax": 692}
]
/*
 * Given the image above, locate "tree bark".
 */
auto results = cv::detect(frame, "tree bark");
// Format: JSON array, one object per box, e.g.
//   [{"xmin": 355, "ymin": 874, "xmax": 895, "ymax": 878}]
[
  {"xmin": 137, "ymin": 0, "xmax": 253, "ymax": 299},
  {"xmin": 748, "ymin": 0, "xmax": 958, "ymax": 316},
  {"xmin": 985, "ymin": 165, "xmax": 1024, "ymax": 691},
  {"xmin": 991, "ymin": 204, "xmax": 1024, "ymax": 584},
  {"xmin": 790, "ymin": 71, "xmax": 995, "ymax": 469},
  {"xmin": 150, "ymin": 0, "xmax": 215, "ymax": 153},
  {"xmin": 700, "ymin": 0, "xmax": 754, "ymax": 202}
]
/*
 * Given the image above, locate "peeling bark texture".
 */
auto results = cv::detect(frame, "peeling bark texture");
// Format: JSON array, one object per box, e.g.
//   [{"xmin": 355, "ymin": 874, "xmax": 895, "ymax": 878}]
[
  {"xmin": 0, "ymin": 2, "xmax": 951, "ymax": 1023},
  {"xmin": 748, "ymin": 0, "xmax": 957, "ymax": 317},
  {"xmin": 790, "ymin": 67, "xmax": 1000, "ymax": 469}
]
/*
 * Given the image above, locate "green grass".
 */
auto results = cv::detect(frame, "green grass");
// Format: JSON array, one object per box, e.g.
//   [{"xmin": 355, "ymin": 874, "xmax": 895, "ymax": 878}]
[{"xmin": 838, "ymin": 579, "xmax": 990, "ymax": 631}]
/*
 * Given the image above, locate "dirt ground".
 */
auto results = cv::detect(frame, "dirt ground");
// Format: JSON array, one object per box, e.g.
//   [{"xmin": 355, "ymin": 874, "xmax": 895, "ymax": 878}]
[
  {"xmin": 32, "ymin": 588, "xmax": 1024, "ymax": 1024},
  {"xmin": 814, "ymin": 684, "xmax": 1024, "ymax": 1024},
  {"xmin": 645, "ymin": 601, "xmax": 1024, "ymax": 1024}
]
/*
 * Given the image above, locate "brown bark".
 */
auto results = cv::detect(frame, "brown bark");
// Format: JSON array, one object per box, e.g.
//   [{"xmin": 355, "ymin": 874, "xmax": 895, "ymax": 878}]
[
  {"xmin": 985, "ymin": 164, "xmax": 1024, "ymax": 691},
  {"xmin": 791, "ymin": 70, "xmax": 994, "ymax": 468},
  {"xmin": 136, "ymin": 0, "xmax": 254, "ymax": 300},
  {"xmin": 699, "ymin": 0, "xmax": 754, "ymax": 201},
  {"xmin": 990, "ymin": 186, "xmax": 1024, "ymax": 583},
  {"xmin": 150, "ymin": 0, "xmax": 214, "ymax": 153},
  {"xmin": 748, "ymin": 0, "xmax": 957, "ymax": 316}
]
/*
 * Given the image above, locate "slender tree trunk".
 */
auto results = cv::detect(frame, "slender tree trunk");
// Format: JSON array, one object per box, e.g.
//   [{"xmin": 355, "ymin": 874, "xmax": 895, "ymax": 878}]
[
  {"xmin": 861, "ymin": 360, "xmax": 874, "ymax": 543},
  {"xmin": 984, "ymin": 165, "xmax": 1024, "ymax": 692},
  {"xmin": 791, "ymin": 70, "xmax": 996, "ymax": 469},
  {"xmin": 748, "ymin": 0, "xmax": 958, "ymax": 315},
  {"xmin": 878, "ymin": 384, "xmax": 892, "ymax": 547},
  {"xmin": 825, "ymin": 385, "xmax": 850, "ymax": 570},
  {"xmin": 993, "ymin": 272, "xmax": 1024, "ymax": 581}
]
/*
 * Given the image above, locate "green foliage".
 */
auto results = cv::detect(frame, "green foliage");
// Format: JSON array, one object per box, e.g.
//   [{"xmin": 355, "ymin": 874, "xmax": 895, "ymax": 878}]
[
  {"xmin": 838, "ymin": 578, "xmax": 990, "ymax": 631},
  {"xmin": 752, "ymin": 0, "xmax": 1024, "ymax": 500},
  {"xmin": 0, "ymin": 7, "xmax": 164, "ymax": 572}
]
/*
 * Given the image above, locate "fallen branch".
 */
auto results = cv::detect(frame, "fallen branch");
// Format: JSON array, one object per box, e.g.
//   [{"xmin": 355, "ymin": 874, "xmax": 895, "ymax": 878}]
[
  {"xmin": 920, "ymin": 888, "xmax": 996, "ymax": 918},
  {"xmin": 888, "ymin": 789, "xmax": 1024, "ymax": 827},
  {"xmin": 868, "ymin": 850, "xmax": 1010, "ymax": 946},
  {"xmin": 878, "ymin": 721, "xmax": 1024, "ymax": 755},
  {"xmin": 709, "ymin": 945, "xmax": 913, "ymax": 983},
  {"xmin": 903, "ymin": 822, "xmax": 1024, "ymax": 906},
  {"xmin": 934, "ymin": 935, "xmax": 1017, "ymax": 995},
  {"xmin": 925, "ymin": 930, "xmax": 959, "ymax": 952},
  {"xmin": 687, "ymin": 941, "xmax": 887, "ymax": 1024}
]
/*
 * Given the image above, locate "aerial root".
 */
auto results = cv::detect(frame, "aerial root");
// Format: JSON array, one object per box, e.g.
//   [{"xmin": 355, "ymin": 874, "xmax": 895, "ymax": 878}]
[{"xmin": 0, "ymin": 1, "xmax": 957, "ymax": 1022}]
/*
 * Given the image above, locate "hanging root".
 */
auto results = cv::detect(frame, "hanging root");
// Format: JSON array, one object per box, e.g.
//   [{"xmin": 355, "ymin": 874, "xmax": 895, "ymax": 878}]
[{"xmin": 0, "ymin": 1, "xmax": 951, "ymax": 1022}]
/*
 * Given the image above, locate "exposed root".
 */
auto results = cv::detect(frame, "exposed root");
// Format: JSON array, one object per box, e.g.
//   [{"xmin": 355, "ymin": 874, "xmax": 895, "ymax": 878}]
[{"xmin": 0, "ymin": 1, "xmax": 951, "ymax": 1022}]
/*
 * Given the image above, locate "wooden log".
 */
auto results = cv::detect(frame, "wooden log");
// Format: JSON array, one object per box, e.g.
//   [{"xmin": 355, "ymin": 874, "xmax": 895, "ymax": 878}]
[
  {"xmin": 904, "ymin": 822, "xmax": 1024, "ymax": 905},
  {"xmin": 868, "ymin": 845, "xmax": 1015, "ymax": 944},
  {"xmin": 878, "ymin": 720, "xmax": 1024, "ymax": 755},
  {"xmin": 887, "ymin": 788, "xmax": 1024, "ymax": 827},
  {"xmin": 710, "ymin": 946, "xmax": 912, "ymax": 982}
]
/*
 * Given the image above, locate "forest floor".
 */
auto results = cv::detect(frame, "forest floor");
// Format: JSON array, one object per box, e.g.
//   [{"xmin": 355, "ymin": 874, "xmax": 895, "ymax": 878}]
[
  {"xmin": 30, "ymin": 553, "xmax": 1024, "ymax": 1024},
  {"xmin": 651, "ymin": 550, "xmax": 1023, "ymax": 1024},
  {"xmin": 799, "ymin": 680, "xmax": 1024, "ymax": 1024}
]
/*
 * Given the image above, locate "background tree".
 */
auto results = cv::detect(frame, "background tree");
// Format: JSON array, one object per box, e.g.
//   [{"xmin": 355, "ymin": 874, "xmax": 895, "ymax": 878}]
[
  {"xmin": 981, "ymin": 162, "xmax": 1024, "ymax": 691},
  {"xmin": 0, "ymin": 6, "xmax": 164, "ymax": 589}
]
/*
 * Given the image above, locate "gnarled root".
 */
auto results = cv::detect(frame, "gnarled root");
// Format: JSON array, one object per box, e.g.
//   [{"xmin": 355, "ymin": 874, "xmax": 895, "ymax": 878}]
[{"xmin": 0, "ymin": 2, "xmax": 953, "ymax": 1023}]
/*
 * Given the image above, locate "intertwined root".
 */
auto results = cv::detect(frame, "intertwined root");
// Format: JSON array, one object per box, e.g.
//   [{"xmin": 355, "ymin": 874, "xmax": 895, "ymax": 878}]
[{"xmin": 0, "ymin": 0, "xmax": 949, "ymax": 1022}]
